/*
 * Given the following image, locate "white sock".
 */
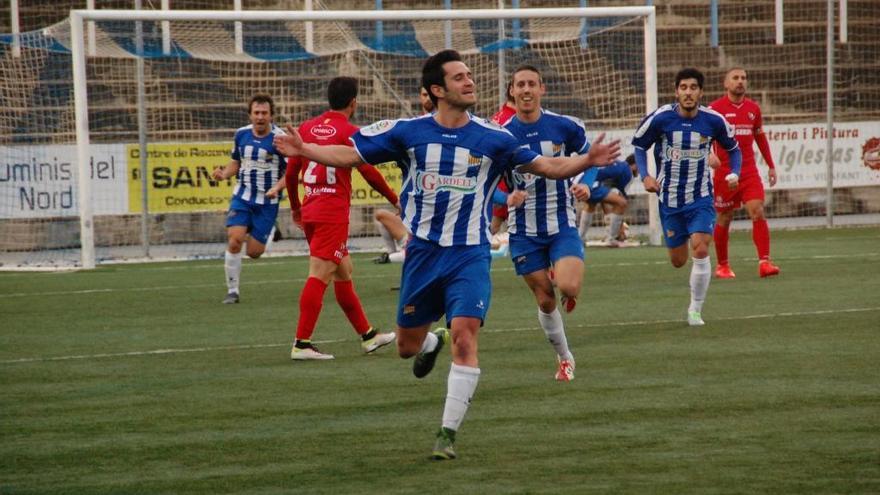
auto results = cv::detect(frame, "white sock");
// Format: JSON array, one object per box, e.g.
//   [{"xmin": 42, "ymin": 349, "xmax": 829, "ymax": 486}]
[
  {"xmin": 608, "ymin": 213, "xmax": 624, "ymax": 240},
  {"xmin": 579, "ymin": 211, "xmax": 593, "ymax": 241},
  {"xmin": 442, "ymin": 363, "xmax": 481, "ymax": 431},
  {"xmin": 689, "ymin": 256, "xmax": 711, "ymax": 313},
  {"xmin": 539, "ymin": 308, "xmax": 573, "ymax": 361},
  {"xmin": 224, "ymin": 250, "xmax": 242, "ymax": 294},
  {"xmin": 388, "ymin": 251, "xmax": 406, "ymax": 263},
  {"xmin": 420, "ymin": 331, "xmax": 438, "ymax": 353},
  {"xmin": 375, "ymin": 220, "xmax": 398, "ymax": 253}
]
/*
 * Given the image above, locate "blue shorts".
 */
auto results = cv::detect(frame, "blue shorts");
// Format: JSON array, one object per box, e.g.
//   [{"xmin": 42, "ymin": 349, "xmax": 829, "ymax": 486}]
[
  {"xmin": 587, "ymin": 185, "xmax": 612, "ymax": 205},
  {"xmin": 659, "ymin": 198, "xmax": 716, "ymax": 248},
  {"xmin": 225, "ymin": 196, "xmax": 279, "ymax": 245},
  {"xmin": 397, "ymin": 237, "xmax": 492, "ymax": 328},
  {"xmin": 509, "ymin": 227, "xmax": 584, "ymax": 276}
]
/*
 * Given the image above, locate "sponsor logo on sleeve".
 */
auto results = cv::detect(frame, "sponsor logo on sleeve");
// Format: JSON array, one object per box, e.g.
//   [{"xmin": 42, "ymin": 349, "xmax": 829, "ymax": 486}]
[{"xmin": 360, "ymin": 120, "xmax": 396, "ymax": 137}]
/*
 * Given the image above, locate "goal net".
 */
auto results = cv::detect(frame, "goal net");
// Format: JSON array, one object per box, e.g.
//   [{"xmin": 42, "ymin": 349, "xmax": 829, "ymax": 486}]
[{"xmin": 0, "ymin": 7, "xmax": 657, "ymax": 268}]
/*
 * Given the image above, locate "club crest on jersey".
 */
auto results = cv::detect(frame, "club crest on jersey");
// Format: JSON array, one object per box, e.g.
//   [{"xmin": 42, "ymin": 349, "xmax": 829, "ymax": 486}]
[
  {"xmin": 415, "ymin": 171, "xmax": 477, "ymax": 193},
  {"xmin": 310, "ymin": 124, "xmax": 337, "ymax": 138},
  {"xmin": 361, "ymin": 119, "xmax": 396, "ymax": 136},
  {"xmin": 552, "ymin": 143, "xmax": 562, "ymax": 155},
  {"xmin": 513, "ymin": 170, "xmax": 536, "ymax": 187},
  {"xmin": 748, "ymin": 112, "xmax": 756, "ymax": 121}
]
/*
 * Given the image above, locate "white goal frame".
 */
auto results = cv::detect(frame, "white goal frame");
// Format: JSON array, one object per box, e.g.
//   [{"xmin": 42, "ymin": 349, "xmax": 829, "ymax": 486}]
[{"xmin": 69, "ymin": 6, "xmax": 659, "ymax": 269}]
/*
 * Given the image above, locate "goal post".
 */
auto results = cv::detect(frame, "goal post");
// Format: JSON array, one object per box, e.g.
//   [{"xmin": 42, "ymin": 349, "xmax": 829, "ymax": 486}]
[{"xmin": 5, "ymin": 6, "xmax": 660, "ymax": 269}]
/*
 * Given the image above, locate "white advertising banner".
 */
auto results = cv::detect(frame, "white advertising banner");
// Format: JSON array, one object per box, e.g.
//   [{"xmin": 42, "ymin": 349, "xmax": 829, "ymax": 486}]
[
  {"xmin": 0, "ymin": 144, "xmax": 127, "ymax": 219},
  {"xmin": 760, "ymin": 121, "xmax": 880, "ymax": 189},
  {"xmin": 1, "ymin": 124, "xmax": 878, "ymax": 219}
]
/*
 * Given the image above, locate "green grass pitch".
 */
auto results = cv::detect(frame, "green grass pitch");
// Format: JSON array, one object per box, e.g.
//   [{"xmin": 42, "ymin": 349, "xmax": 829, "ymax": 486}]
[{"xmin": 2, "ymin": 227, "xmax": 879, "ymax": 494}]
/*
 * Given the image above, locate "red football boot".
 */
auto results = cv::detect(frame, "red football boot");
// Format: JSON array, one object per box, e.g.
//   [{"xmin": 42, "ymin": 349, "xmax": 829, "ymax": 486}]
[
  {"xmin": 759, "ymin": 260, "xmax": 780, "ymax": 278},
  {"xmin": 715, "ymin": 263, "xmax": 736, "ymax": 279}
]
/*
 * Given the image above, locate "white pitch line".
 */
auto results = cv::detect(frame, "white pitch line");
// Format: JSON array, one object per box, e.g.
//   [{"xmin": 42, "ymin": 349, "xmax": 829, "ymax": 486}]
[
  {"xmin": 2, "ymin": 306, "xmax": 878, "ymax": 365},
  {"xmin": 5, "ymin": 251, "xmax": 879, "ymax": 299}
]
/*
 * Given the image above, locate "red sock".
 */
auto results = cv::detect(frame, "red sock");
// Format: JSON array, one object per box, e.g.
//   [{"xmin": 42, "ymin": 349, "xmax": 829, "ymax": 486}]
[
  {"xmin": 296, "ymin": 277, "xmax": 327, "ymax": 342},
  {"xmin": 753, "ymin": 219, "xmax": 771, "ymax": 261},
  {"xmin": 713, "ymin": 224, "xmax": 730, "ymax": 266},
  {"xmin": 334, "ymin": 280, "xmax": 371, "ymax": 335}
]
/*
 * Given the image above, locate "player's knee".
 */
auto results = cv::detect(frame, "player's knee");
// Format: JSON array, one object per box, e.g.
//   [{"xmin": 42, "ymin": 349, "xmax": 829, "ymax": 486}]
[
  {"xmin": 450, "ymin": 336, "xmax": 476, "ymax": 362},
  {"xmin": 396, "ymin": 331, "xmax": 421, "ymax": 358},
  {"xmin": 228, "ymin": 238, "xmax": 244, "ymax": 252},
  {"xmin": 246, "ymin": 247, "xmax": 264, "ymax": 259},
  {"xmin": 534, "ymin": 289, "xmax": 556, "ymax": 312},
  {"xmin": 692, "ymin": 246, "xmax": 710, "ymax": 260},
  {"xmin": 749, "ymin": 207, "xmax": 766, "ymax": 221},
  {"xmin": 537, "ymin": 298, "xmax": 556, "ymax": 314},
  {"xmin": 670, "ymin": 254, "xmax": 689, "ymax": 268},
  {"xmin": 397, "ymin": 340, "xmax": 419, "ymax": 359}
]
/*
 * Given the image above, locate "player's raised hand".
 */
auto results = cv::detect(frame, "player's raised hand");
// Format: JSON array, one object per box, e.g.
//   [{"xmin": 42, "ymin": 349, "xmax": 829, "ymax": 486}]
[
  {"xmin": 642, "ymin": 176, "xmax": 659, "ymax": 193},
  {"xmin": 274, "ymin": 124, "xmax": 304, "ymax": 157},
  {"xmin": 570, "ymin": 183, "xmax": 590, "ymax": 202},
  {"xmin": 585, "ymin": 133, "xmax": 622, "ymax": 167}
]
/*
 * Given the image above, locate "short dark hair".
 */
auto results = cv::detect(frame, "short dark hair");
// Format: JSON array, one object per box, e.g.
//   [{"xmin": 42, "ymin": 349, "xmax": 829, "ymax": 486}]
[
  {"xmin": 422, "ymin": 49, "xmax": 463, "ymax": 107},
  {"xmin": 511, "ymin": 64, "xmax": 543, "ymax": 84},
  {"xmin": 625, "ymin": 153, "xmax": 635, "ymax": 165},
  {"xmin": 248, "ymin": 93, "xmax": 274, "ymax": 115},
  {"xmin": 675, "ymin": 67, "xmax": 704, "ymax": 89},
  {"xmin": 328, "ymin": 76, "xmax": 358, "ymax": 110}
]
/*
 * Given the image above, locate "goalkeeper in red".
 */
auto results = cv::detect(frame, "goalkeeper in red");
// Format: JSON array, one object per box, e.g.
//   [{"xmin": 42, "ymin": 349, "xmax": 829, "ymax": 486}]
[
  {"xmin": 709, "ymin": 68, "xmax": 780, "ymax": 279},
  {"xmin": 286, "ymin": 76, "xmax": 399, "ymax": 360}
]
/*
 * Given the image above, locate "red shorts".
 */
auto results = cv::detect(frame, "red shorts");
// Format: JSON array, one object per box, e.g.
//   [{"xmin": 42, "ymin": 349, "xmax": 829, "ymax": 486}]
[
  {"xmin": 492, "ymin": 204, "xmax": 509, "ymax": 220},
  {"xmin": 303, "ymin": 222, "xmax": 349, "ymax": 264},
  {"xmin": 713, "ymin": 173, "xmax": 765, "ymax": 212}
]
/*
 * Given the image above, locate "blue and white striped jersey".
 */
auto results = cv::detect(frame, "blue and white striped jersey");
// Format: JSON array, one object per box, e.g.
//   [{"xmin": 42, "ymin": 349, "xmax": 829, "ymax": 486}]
[
  {"xmin": 351, "ymin": 113, "xmax": 540, "ymax": 247},
  {"xmin": 230, "ymin": 124, "xmax": 287, "ymax": 205},
  {"xmin": 632, "ymin": 104, "xmax": 738, "ymax": 208},
  {"xmin": 503, "ymin": 109, "xmax": 590, "ymax": 236}
]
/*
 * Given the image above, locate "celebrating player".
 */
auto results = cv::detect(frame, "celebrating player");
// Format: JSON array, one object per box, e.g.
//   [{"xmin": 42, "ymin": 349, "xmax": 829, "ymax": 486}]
[
  {"xmin": 577, "ymin": 154, "xmax": 637, "ymax": 246},
  {"xmin": 632, "ymin": 68, "xmax": 742, "ymax": 326},
  {"xmin": 286, "ymin": 77, "xmax": 398, "ymax": 360},
  {"xmin": 274, "ymin": 49, "xmax": 620, "ymax": 460},
  {"xmin": 503, "ymin": 65, "xmax": 590, "ymax": 382},
  {"xmin": 709, "ymin": 68, "xmax": 780, "ymax": 279},
  {"xmin": 212, "ymin": 94, "xmax": 287, "ymax": 305}
]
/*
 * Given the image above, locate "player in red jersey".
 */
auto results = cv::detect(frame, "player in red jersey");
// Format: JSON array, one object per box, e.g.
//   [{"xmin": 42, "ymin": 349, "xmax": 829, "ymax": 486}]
[
  {"xmin": 286, "ymin": 76, "xmax": 400, "ymax": 360},
  {"xmin": 710, "ymin": 68, "xmax": 781, "ymax": 279},
  {"xmin": 491, "ymin": 83, "xmax": 517, "ymax": 126}
]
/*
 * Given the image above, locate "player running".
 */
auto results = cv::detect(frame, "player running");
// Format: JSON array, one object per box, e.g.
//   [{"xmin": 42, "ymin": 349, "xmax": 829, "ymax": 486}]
[
  {"xmin": 503, "ymin": 65, "xmax": 590, "ymax": 382},
  {"xmin": 286, "ymin": 77, "xmax": 399, "ymax": 360},
  {"xmin": 632, "ymin": 67, "xmax": 742, "ymax": 326},
  {"xmin": 212, "ymin": 94, "xmax": 287, "ymax": 305},
  {"xmin": 274, "ymin": 50, "xmax": 620, "ymax": 460},
  {"xmin": 709, "ymin": 67, "xmax": 780, "ymax": 279}
]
